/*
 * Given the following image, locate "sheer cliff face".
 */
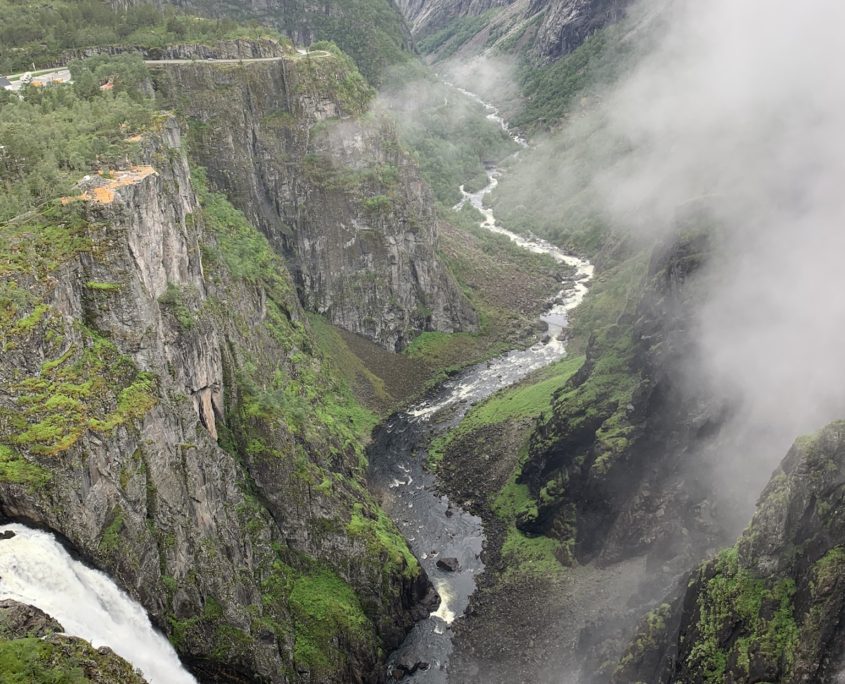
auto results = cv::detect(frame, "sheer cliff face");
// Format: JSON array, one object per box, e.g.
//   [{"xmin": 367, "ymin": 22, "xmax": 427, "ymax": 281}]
[
  {"xmin": 0, "ymin": 119, "xmax": 431, "ymax": 682},
  {"xmin": 152, "ymin": 54, "xmax": 476, "ymax": 351},
  {"xmin": 516, "ymin": 231, "xmax": 729, "ymax": 573},
  {"xmin": 111, "ymin": 0, "xmax": 413, "ymax": 84},
  {"xmin": 530, "ymin": 0, "xmax": 630, "ymax": 60},
  {"xmin": 396, "ymin": 0, "xmax": 514, "ymax": 37},
  {"xmin": 614, "ymin": 421, "xmax": 845, "ymax": 684}
]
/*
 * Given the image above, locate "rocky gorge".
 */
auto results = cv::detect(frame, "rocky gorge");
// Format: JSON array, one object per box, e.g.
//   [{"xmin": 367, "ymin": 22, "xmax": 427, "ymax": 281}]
[
  {"xmin": 0, "ymin": 96, "xmax": 435, "ymax": 681},
  {"xmin": 2, "ymin": 0, "xmax": 845, "ymax": 682}
]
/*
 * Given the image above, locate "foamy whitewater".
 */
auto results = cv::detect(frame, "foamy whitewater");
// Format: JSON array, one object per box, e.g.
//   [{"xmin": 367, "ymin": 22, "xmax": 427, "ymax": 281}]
[{"xmin": 0, "ymin": 523, "xmax": 196, "ymax": 684}]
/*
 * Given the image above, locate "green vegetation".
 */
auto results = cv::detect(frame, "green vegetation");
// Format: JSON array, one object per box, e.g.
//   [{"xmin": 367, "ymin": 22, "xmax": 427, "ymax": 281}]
[
  {"xmin": 194, "ymin": 168, "xmax": 378, "ymax": 466},
  {"xmin": 0, "ymin": 0, "xmax": 282, "ymax": 74},
  {"xmin": 812, "ymin": 546, "xmax": 845, "ymax": 589},
  {"xmin": 1, "ymin": 325, "xmax": 158, "ymax": 457},
  {"xmin": 158, "ymin": 283, "xmax": 195, "ymax": 330},
  {"xmin": 0, "ymin": 636, "xmax": 148, "ymax": 683},
  {"xmin": 430, "ymin": 354, "xmax": 585, "ymax": 466},
  {"xmin": 85, "ymin": 281, "xmax": 121, "ymax": 292},
  {"xmin": 0, "ymin": 55, "xmax": 153, "ymax": 221},
  {"xmin": 403, "ymin": 330, "xmax": 495, "ymax": 373},
  {"xmin": 0, "ymin": 444, "xmax": 51, "ymax": 489},
  {"xmin": 248, "ymin": 555, "xmax": 381, "ymax": 679},
  {"xmin": 511, "ymin": 24, "xmax": 634, "ymax": 131},
  {"xmin": 404, "ymin": 205, "xmax": 562, "ymax": 373},
  {"xmin": 500, "ymin": 525, "xmax": 566, "ymax": 578},
  {"xmin": 290, "ymin": 570, "xmax": 372, "ymax": 676},
  {"xmin": 306, "ymin": 314, "xmax": 394, "ymax": 410},
  {"xmin": 554, "ymin": 322, "xmax": 641, "ymax": 479},
  {"xmin": 381, "ymin": 69, "xmax": 517, "ymax": 205},
  {"xmin": 99, "ymin": 509, "xmax": 125, "ymax": 555},
  {"xmin": 289, "ymin": 566, "xmax": 376, "ymax": 675},
  {"xmin": 273, "ymin": 0, "xmax": 411, "ymax": 84},
  {"xmin": 485, "ymin": 22, "xmax": 644, "ymax": 254},
  {"xmin": 347, "ymin": 502, "xmax": 419, "ymax": 578},
  {"xmin": 0, "ymin": 207, "xmax": 91, "ymax": 282},
  {"xmin": 615, "ymin": 603, "xmax": 673, "ymax": 676},
  {"xmin": 296, "ymin": 41, "xmax": 375, "ymax": 114},
  {"xmin": 416, "ymin": 10, "xmax": 500, "ymax": 60},
  {"xmin": 425, "ymin": 355, "xmax": 585, "ymax": 577},
  {"xmin": 685, "ymin": 547, "xmax": 799, "ymax": 682},
  {"xmin": 567, "ymin": 253, "xmax": 647, "ymax": 352},
  {"xmin": 0, "ymin": 639, "xmax": 86, "ymax": 683}
]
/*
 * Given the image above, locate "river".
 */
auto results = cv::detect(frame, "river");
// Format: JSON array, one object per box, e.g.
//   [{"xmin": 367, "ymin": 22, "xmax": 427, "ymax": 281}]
[
  {"xmin": 0, "ymin": 87, "xmax": 589, "ymax": 684},
  {"xmin": 0, "ymin": 523, "xmax": 196, "ymax": 683},
  {"xmin": 368, "ymin": 88, "xmax": 593, "ymax": 681}
]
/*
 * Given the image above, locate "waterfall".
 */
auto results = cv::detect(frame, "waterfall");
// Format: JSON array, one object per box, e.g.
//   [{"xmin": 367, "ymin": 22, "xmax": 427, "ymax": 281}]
[{"xmin": 0, "ymin": 523, "xmax": 196, "ymax": 684}]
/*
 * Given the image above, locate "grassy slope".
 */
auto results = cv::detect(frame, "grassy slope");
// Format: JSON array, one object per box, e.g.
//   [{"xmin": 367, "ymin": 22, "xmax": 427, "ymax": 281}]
[{"xmin": 433, "ymin": 354, "xmax": 585, "ymax": 578}]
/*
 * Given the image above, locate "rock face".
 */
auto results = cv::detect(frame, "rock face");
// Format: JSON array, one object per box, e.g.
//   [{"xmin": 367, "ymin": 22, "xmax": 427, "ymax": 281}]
[
  {"xmin": 151, "ymin": 50, "xmax": 476, "ymax": 351},
  {"xmin": 396, "ymin": 0, "xmax": 515, "ymax": 37},
  {"xmin": 530, "ymin": 0, "xmax": 631, "ymax": 61},
  {"xmin": 0, "ymin": 116, "xmax": 433, "ymax": 682},
  {"xmin": 614, "ymin": 420, "xmax": 845, "ymax": 684},
  {"xmin": 0, "ymin": 600, "xmax": 64, "ymax": 640},
  {"xmin": 398, "ymin": 0, "xmax": 630, "ymax": 63},
  {"xmin": 0, "ymin": 600, "xmax": 146, "ymax": 682},
  {"xmin": 63, "ymin": 37, "xmax": 289, "ymax": 63},
  {"xmin": 516, "ymin": 229, "xmax": 727, "ymax": 572}
]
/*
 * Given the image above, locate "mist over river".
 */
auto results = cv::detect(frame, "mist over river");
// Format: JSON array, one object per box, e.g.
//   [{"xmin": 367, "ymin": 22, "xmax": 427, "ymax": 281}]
[{"xmin": 368, "ymin": 86, "xmax": 592, "ymax": 681}]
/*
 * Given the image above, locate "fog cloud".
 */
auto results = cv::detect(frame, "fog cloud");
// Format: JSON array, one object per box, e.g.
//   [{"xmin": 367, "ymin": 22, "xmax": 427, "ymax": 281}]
[
  {"xmin": 603, "ymin": 0, "xmax": 845, "ymax": 514},
  {"xmin": 452, "ymin": 0, "xmax": 845, "ymax": 521}
]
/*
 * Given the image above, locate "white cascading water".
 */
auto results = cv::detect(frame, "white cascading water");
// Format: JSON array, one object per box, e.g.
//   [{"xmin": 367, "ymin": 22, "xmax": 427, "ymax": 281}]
[
  {"xmin": 408, "ymin": 86, "xmax": 594, "ymax": 421},
  {"xmin": 0, "ymin": 523, "xmax": 196, "ymax": 684}
]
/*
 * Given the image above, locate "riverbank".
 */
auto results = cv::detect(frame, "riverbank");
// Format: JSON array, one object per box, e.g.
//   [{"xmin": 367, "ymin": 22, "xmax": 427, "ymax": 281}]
[
  {"xmin": 369, "ymin": 83, "xmax": 594, "ymax": 681},
  {"xmin": 434, "ymin": 409, "xmax": 649, "ymax": 683}
]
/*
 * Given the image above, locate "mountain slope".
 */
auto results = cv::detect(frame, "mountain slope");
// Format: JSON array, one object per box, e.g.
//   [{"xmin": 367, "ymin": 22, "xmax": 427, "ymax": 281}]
[
  {"xmin": 111, "ymin": 0, "xmax": 414, "ymax": 84},
  {"xmin": 151, "ymin": 45, "xmax": 477, "ymax": 351},
  {"xmin": 0, "ymin": 64, "xmax": 432, "ymax": 681}
]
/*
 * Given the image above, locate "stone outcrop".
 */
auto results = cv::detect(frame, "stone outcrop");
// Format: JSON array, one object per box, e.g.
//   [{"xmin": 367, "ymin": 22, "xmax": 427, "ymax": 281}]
[
  {"xmin": 530, "ymin": 0, "xmax": 631, "ymax": 61},
  {"xmin": 0, "ymin": 116, "xmax": 433, "ymax": 682},
  {"xmin": 0, "ymin": 600, "xmax": 64, "ymax": 640},
  {"xmin": 151, "ymin": 50, "xmax": 476, "ymax": 351},
  {"xmin": 396, "ymin": 0, "xmax": 516, "ymax": 38},
  {"xmin": 0, "ymin": 600, "xmax": 147, "ymax": 682},
  {"xmin": 613, "ymin": 420, "xmax": 845, "ymax": 684}
]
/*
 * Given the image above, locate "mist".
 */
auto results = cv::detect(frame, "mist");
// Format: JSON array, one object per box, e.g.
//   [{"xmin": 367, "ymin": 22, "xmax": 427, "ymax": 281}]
[
  {"xmin": 600, "ymin": 0, "xmax": 845, "ymax": 521},
  {"xmin": 442, "ymin": 0, "xmax": 845, "ymax": 527}
]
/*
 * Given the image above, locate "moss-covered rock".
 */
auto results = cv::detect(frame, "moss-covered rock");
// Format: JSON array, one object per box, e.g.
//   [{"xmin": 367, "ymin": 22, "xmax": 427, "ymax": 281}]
[
  {"xmin": 614, "ymin": 421, "xmax": 845, "ymax": 684},
  {"xmin": 0, "ymin": 600, "xmax": 146, "ymax": 683}
]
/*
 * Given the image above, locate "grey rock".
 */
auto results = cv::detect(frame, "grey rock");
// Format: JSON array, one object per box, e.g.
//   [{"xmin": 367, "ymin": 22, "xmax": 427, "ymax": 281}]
[
  {"xmin": 436, "ymin": 557, "xmax": 460, "ymax": 572},
  {"xmin": 152, "ymin": 55, "xmax": 477, "ymax": 351}
]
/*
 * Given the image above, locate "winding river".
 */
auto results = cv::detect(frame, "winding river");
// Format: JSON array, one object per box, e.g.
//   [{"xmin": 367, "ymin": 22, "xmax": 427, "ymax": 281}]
[
  {"xmin": 0, "ymin": 87, "xmax": 590, "ymax": 684},
  {"xmin": 368, "ymin": 88, "xmax": 593, "ymax": 681}
]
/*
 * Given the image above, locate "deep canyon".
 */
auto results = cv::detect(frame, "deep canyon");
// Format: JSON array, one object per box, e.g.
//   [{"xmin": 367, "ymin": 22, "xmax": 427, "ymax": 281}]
[{"xmin": 2, "ymin": 1, "xmax": 845, "ymax": 683}]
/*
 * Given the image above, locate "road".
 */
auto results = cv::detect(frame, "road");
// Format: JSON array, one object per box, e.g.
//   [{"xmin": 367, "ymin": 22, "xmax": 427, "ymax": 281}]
[
  {"xmin": 2, "ymin": 50, "xmax": 330, "ymax": 91},
  {"xmin": 143, "ymin": 50, "xmax": 330, "ymax": 65},
  {"xmin": 6, "ymin": 68, "xmax": 70, "ymax": 92}
]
